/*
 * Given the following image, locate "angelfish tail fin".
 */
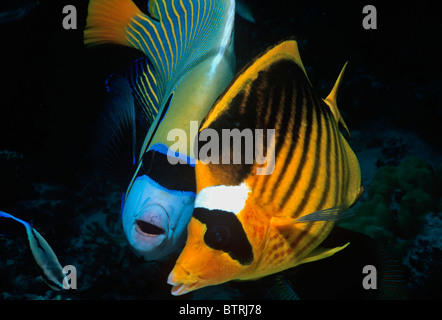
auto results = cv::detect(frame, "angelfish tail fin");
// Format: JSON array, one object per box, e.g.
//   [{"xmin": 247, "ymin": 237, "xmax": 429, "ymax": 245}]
[{"xmin": 84, "ymin": 0, "xmax": 141, "ymax": 48}]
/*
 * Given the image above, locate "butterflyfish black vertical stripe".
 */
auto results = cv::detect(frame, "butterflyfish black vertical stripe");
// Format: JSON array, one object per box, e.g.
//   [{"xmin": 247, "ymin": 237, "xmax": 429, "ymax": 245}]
[
  {"xmin": 267, "ymin": 77, "xmax": 305, "ymax": 202},
  {"xmin": 256, "ymin": 83, "xmax": 288, "ymax": 195},
  {"xmin": 274, "ymin": 83, "xmax": 291, "ymax": 155},
  {"xmin": 280, "ymin": 83, "xmax": 314, "ymax": 208},
  {"xmin": 314, "ymin": 100, "xmax": 333, "ymax": 211},
  {"xmin": 290, "ymin": 87, "xmax": 323, "ymax": 216},
  {"xmin": 330, "ymin": 102, "xmax": 342, "ymax": 206},
  {"xmin": 286, "ymin": 92, "xmax": 328, "ymax": 257},
  {"xmin": 249, "ymin": 76, "xmax": 274, "ymax": 191},
  {"xmin": 294, "ymin": 101, "xmax": 336, "ymax": 259},
  {"xmin": 248, "ymin": 61, "xmax": 295, "ymax": 193},
  {"xmin": 338, "ymin": 122, "xmax": 350, "ymax": 203}
]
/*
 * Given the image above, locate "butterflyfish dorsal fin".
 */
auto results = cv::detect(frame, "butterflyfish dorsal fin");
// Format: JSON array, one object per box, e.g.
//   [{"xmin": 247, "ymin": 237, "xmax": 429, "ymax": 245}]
[
  {"xmin": 200, "ymin": 38, "xmax": 309, "ymax": 131},
  {"xmin": 323, "ymin": 61, "xmax": 350, "ymax": 137}
]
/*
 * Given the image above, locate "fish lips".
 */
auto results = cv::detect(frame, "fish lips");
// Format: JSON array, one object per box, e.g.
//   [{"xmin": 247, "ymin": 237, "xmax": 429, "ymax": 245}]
[
  {"xmin": 130, "ymin": 204, "xmax": 170, "ymax": 251},
  {"xmin": 167, "ymin": 263, "xmax": 202, "ymax": 296}
]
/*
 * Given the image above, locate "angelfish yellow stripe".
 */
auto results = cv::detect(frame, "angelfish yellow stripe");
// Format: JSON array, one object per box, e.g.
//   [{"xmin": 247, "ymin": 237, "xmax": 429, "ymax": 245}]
[
  {"xmin": 125, "ymin": 28, "xmax": 145, "ymax": 55},
  {"xmin": 197, "ymin": 0, "xmax": 212, "ymax": 45},
  {"xmin": 140, "ymin": 73, "xmax": 159, "ymax": 111},
  {"xmin": 179, "ymin": 0, "xmax": 188, "ymax": 54},
  {"xmin": 136, "ymin": 16, "xmax": 169, "ymax": 76},
  {"xmin": 163, "ymin": 0, "xmax": 179, "ymax": 71},
  {"xmin": 194, "ymin": 0, "xmax": 201, "ymax": 41},
  {"xmin": 155, "ymin": 0, "xmax": 175, "ymax": 73},
  {"xmin": 137, "ymin": 82, "xmax": 154, "ymax": 120},
  {"xmin": 126, "ymin": 23, "xmax": 162, "ymax": 78},
  {"xmin": 145, "ymin": 61, "xmax": 158, "ymax": 86},
  {"xmin": 171, "ymin": 1, "xmax": 183, "ymax": 64},
  {"xmin": 188, "ymin": 0, "xmax": 195, "ymax": 48}
]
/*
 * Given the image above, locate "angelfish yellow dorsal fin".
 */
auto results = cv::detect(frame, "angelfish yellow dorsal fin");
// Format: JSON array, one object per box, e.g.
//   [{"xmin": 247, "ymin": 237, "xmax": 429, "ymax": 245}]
[{"xmin": 323, "ymin": 61, "xmax": 350, "ymax": 137}]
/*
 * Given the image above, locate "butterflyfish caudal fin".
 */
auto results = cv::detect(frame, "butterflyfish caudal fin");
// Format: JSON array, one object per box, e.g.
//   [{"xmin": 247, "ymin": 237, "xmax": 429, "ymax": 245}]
[
  {"xmin": 323, "ymin": 61, "xmax": 350, "ymax": 137},
  {"xmin": 0, "ymin": 211, "xmax": 65, "ymax": 290}
]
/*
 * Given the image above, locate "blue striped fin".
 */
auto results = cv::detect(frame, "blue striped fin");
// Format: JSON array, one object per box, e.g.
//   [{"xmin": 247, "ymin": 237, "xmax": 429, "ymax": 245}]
[
  {"xmin": 126, "ymin": 0, "xmax": 234, "ymax": 97},
  {"xmin": 125, "ymin": 57, "xmax": 162, "ymax": 127}
]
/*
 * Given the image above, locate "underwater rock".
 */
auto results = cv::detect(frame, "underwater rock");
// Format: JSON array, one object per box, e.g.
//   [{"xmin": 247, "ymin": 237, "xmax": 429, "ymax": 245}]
[
  {"xmin": 403, "ymin": 212, "xmax": 442, "ymax": 299},
  {"xmin": 339, "ymin": 157, "xmax": 442, "ymax": 259}
]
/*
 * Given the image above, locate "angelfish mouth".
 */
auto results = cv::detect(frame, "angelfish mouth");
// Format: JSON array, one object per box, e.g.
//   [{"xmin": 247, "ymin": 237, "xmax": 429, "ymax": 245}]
[{"xmin": 135, "ymin": 220, "xmax": 165, "ymax": 236}]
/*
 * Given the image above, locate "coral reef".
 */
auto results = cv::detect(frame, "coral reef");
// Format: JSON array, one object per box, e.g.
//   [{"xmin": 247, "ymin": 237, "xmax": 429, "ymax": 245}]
[
  {"xmin": 403, "ymin": 212, "xmax": 442, "ymax": 299},
  {"xmin": 340, "ymin": 157, "xmax": 442, "ymax": 260}
]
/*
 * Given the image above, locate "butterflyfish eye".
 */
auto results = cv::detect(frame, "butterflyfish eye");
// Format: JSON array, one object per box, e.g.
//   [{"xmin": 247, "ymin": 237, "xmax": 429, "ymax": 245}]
[
  {"xmin": 136, "ymin": 220, "xmax": 165, "ymax": 236},
  {"xmin": 206, "ymin": 225, "xmax": 231, "ymax": 250},
  {"xmin": 193, "ymin": 208, "xmax": 254, "ymax": 265}
]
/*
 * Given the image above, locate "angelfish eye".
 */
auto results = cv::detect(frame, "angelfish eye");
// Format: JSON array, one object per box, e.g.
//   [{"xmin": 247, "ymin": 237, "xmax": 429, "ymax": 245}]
[{"xmin": 206, "ymin": 225, "xmax": 231, "ymax": 250}]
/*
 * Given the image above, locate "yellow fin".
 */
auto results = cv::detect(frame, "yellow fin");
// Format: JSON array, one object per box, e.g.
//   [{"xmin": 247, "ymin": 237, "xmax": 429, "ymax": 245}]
[
  {"xmin": 298, "ymin": 242, "xmax": 350, "ymax": 265},
  {"xmin": 201, "ymin": 38, "xmax": 310, "ymax": 130},
  {"xmin": 84, "ymin": 0, "xmax": 141, "ymax": 47},
  {"xmin": 323, "ymin": 61, "xmax": 350, "ymax": 137}
]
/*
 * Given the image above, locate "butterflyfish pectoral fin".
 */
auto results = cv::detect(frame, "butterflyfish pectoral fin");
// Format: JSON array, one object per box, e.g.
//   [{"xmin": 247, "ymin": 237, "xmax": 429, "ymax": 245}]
[
  {"xmin": 298, "ymin": 243, "xmax": 350, "ymax": 265},
  {"xmin": 295, "ymin": 206, "xmax": 354, "ymax": 223},
  {"xmin": 0, "ymin": 211, "xmax": 65, "ymax": 290},
  {"xmin": 269, "ymin": 206, "xmax": 352, "ymax": 227},
  {"xmin": 323, "ymin": 61, "xmax": 350, "ymax": 137}
]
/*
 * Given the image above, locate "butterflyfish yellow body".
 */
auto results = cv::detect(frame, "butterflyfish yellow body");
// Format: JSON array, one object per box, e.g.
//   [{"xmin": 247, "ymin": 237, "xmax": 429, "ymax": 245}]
[{"xmin": 168, "ymin": 38, "xmax": 363, "ymax": 295}]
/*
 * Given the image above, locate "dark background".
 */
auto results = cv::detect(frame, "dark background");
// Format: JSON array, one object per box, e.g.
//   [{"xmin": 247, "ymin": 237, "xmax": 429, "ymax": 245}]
[
  {"xmin": 0, "ymin": 0, "xmax": 440, "ymax": 299},
  {"xmin": 0, "ymin": 0, "xmax": 440, "ymax": 189}
]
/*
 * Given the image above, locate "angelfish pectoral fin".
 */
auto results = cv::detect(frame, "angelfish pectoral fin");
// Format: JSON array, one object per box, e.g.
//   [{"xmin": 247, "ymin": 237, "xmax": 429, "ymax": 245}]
[{"xmin": 0, "ymin": 211, "xmax": 66, "ymax": 290}]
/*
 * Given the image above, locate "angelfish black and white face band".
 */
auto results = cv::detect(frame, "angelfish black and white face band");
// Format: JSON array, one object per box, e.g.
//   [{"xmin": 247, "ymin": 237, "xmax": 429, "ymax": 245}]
[{"xmin": 137, "ymin": 143, "xmax": 196, "ymax": 193}]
